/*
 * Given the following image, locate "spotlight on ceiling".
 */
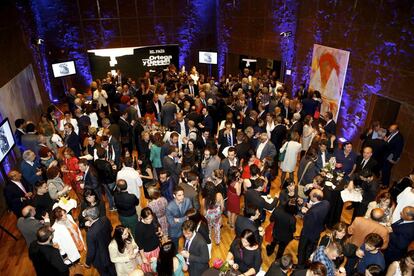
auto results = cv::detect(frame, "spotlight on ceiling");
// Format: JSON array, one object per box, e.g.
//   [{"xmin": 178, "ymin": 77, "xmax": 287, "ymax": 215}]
[{"xmin": 280, "ymin": 31, "xmax": 292, "ymax": 38}]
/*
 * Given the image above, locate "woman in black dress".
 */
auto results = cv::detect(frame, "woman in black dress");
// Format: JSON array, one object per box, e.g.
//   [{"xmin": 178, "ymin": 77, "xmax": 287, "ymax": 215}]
[
  {"xmin": 135, "ymin": 207, "xmax": 161, "ymax": 273},
  {"xmin": 226, "ymin": 229, "xmax": 262, "ymax": 275}
]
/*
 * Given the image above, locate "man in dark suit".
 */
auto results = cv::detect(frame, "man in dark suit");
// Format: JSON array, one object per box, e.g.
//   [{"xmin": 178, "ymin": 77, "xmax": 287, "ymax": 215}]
[
  {"xmin": 364, "ymin": 128, "xmax": 388, "ymax": 174},
  {"xmin": 382, "ymin": 124, "xmax": 404, "ymax": 188},
  {"xmin": 162, "ymin": 96, "xmax": 178, "ymax": 127},
  {"xmin": 151, "ymin": 93, "xmax": 162, "ymax": 122},
  {"xmin": 79, "ymin": 159, "xmax": 101, "ymax": 199},
  {"xmin": 323, "ymin": 111, "xmax": 336, "ymax": 136},
  {"xmin": 297, "ymin": 189, "xmax": 330, "ymax": 266},
  {"xmin": 63, "ymin": 122, "xmax": 81, "ymax": 157},
  {"xmin": 4, "ymin": 170, "xmax": 33, "ymax": 217},
  {"xmin": 302, "ymin": 96, "xmax": 318, "ymax": 117},
  {"xmin": 243, "ymin": 110, "xmax": 258, "ymax": 129},
  {"xmin": 118, "ymin": 111, "xmax": 133, "ymax": 153},
  {"xmin": 199, "ymin": 107, "xmax": 214, "ymax": 133},
  {"xmin": 163, "ymin": 146, "xmax": 182, "ymax": 184},
  {"xmin": 235, "ymin": 132, "xmax": 252, "ymax": 163},
  {"xmin": 21, "ymin": 123, "xmax": 39, "ymax": 154},
  {"xmin": 245, "ymin": 180, "xmax": 278, "ymax": 223},
  {"xmin": 170, "ymin": 112, "xmax": 189, "ymax": 137},
  {"xmin": 218, "ymin": 121, "xmax": 237, "ymax": 157},
  {"xmin": 84, "ymin": 207, "xmax": 116, "ymax": 276},
  {"xmin": 29, "ymin": 226, "xmax": 69, "ymax": 276},
  {"xmin": 267, "ymin": 199, "xmax": 297, "ymax": 258},
  {"xmin": 384, "ymin": 206, "xmax": 414, "ymax": 265},
  {"xmin": 355, "ymin": 146, "xmax": 378, "ymax": 176},
  {"xmin": 271, "ymin": 116, "xmax": 288, "ymax": 154},
  {"xmin": 315, "ymin": 139, "xmax": 332, "ymax": 171},
  {"xmin": 181, "ymin": 220, "xmax": 209, "ymax": 276},
  {"xmin": 102, "ymin": 118, "xmax": 121, "ymax": 142},
  {"xmin": 14, "ymin": 118, "xmax": 26, "ymax": 153},
  {"xmin": 126, "ymin": 98, "xmax": 143, "ymax": 123},
  {"xmin": 289, "ymin": 113, "xmax": 303, "ymax": 137},
  {"xmin": 235, "ymin": 205, "xmax": 262, "ymax": 243},
  {"xmin": 102, "ymin": 129, "xmax": 122, "ymax": 168},
  {"xmin": 196, "ymin": 130, "xmax": 215, "ymax": 151},
  {"xmin": 186, "ymin": 79, "xmax": 199, "ymax": 97},
  {"xmin": 280, "ymin": 98, "xmax": 293, "ymax": 120},
  {"xmin": 94, "ymin": 148, "xmax": 117, "ymax": 211},
  {"xmin": 219, "ymin": 147, "xmax": 239, "ymax": 177}
]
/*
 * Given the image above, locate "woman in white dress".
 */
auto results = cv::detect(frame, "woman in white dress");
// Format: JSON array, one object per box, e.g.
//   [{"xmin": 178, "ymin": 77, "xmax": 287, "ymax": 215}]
[
  {"xmin": 265, "ymin": 113, "xmax": 275, "ymax": 139},
  {"xmin": 386, "ymin": 250, "xmax": 414, "ymax": 276},
  {"xmin": 280, "ymin": 132, "xmax": 302, "ymax": 184},
  {"xmin": 301, "ymin": 115, "xmax": 316, "ymax": 155},
  {"xmin": 109, "ymin": 225, "xmax": 142, "ymax": 276},
  {"xmin": 189, "ymin": 66, "xmax": 199, "ymax": 84},
  {"xmin": 52, "ymin": 207, "xmax": 84, "ymax": 264}
]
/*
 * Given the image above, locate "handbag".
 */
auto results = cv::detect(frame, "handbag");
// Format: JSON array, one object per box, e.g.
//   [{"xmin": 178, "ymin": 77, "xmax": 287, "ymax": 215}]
[{"xmin": 278, "ymin": 142, "xmax": 289, "ymax": 162}]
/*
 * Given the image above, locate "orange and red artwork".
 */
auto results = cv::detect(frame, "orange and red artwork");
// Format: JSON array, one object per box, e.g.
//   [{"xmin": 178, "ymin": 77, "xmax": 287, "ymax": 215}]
[{"xmin": 309, "ymin": 44, "xmax": 350, "ymax": 121}]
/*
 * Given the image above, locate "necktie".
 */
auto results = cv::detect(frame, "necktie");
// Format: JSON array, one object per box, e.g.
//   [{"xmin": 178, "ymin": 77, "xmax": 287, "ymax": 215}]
[
  {"xmin": 185, "ymin": 239, "xmax": 190, "ymax": 251},
  {"xmin": 361, "ymin": 159, "xmax": 367, "ymax": 168},
  {"xmin": 190, "ymin": 86, "xmax": 194, "ymax": 96},
  {"xmin": 227, "ymin": 134, "xmax": 232, "ymax": 146}
]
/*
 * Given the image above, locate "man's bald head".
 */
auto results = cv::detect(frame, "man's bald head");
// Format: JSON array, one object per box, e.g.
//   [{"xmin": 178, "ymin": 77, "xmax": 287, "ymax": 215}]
[
  {"xmin": 401, "ymin": 206, "xmax": 414, "ymax": 221},
  {"xmin": 371, "ymin": 208, "xmax": 385, "ymax": 222},
  {"xmin": 310, "ymin": 189, "xmax": 324, "ymax": 202},
  {"xmin": 21, "ymin": 205, "xmax": 35, "ymax": 218}
]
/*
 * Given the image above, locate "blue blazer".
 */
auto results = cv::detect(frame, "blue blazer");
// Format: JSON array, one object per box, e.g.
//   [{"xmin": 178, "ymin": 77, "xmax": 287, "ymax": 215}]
[
  {"xmin": 301, "ymin": 200, "xmax": 330, "ymax": 241},
  {"xmin": 20, "ymin": 160, "xmax": 42, "ymax": 187},
  {"xmin": 166, "ymin": 198, "xmax": 193, "ymax": 238},
  {"xmin": 385, "ymin": 221, "xmax": 414, "ymax": 262}
]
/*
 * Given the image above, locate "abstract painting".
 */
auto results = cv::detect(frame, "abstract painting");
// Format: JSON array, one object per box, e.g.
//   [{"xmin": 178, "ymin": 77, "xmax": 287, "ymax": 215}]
[{"xmin": 309, "ymin": 44, "xmax": 350, "ymax": 121}]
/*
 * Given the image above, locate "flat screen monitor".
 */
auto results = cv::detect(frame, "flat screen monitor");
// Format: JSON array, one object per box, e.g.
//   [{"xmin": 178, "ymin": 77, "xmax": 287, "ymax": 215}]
[
  {"xmin": 0, "ymin": 118, "xmax": 15, "ymax": 163},
  {"xmin": 199, "ymin": 51, "xmax": 218, "ymax": 65},
  {"xmin": 51, "ymin": 61, "xmax": 76, "ymax": 78}
]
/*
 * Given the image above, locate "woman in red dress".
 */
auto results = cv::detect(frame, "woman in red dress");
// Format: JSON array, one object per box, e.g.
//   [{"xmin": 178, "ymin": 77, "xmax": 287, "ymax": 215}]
[
  {"xmin": 226, "ymin": 167, "xmax": 243, "ymax": 228},
  {"xmin": 61, "ymin": 147, "xmax": 83, "ymax": 200}
]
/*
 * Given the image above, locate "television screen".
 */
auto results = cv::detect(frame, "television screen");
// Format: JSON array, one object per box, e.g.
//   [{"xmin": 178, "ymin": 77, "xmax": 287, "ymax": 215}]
[
  {"xmin": 51, "ymin": 61, "xmax": 76, "ymax": 78},
  {"xmin": 199, "ymin": 51, "xmax": 218, "ymax": 65},
  {"xmin": 0, "ymin": 118, "xmax": 15, "ymax": 163}
]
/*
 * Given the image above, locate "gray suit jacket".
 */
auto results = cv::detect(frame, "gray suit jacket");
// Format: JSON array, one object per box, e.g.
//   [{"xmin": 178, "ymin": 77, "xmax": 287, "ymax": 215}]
[
  {"xmin": 188, "ymin": 233, "xmax": 209, "ymax": 276},
  {"xmin": 161, "ymin": 102, "xmax": 177, "ymax": 127},
  {"xmin": 166, "ymin": 198, "xmax": 193, "ymax": 238},
  {"xmin": 162, "ymin": 155, "xmax": 181, "ymax": 183},
  {"xmin": 21, "ymin": 133, "xmax": 39, "ymax": 154},
  {"xmin": 257, "ymin": 141, "xmax": 277, "ymax": 160},
  {"xmin": 201, "ymin": 156, "xmax": 221, "ymax": 186},
  {"xmin": 17, "ymin": 217, "xmax": 45, "ymax": 247}
]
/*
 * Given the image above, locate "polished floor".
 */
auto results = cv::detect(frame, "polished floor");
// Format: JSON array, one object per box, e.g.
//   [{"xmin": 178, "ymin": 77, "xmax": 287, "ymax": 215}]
[{"xmin": 0, "ymin": 172, "xmax": 353, "ymax": 276}]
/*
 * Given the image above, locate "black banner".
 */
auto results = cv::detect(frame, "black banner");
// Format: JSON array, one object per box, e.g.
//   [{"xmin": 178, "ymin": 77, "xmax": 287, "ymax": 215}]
[{"xmin": 88, "ymin": 44, "xmax": 179, "ymax": 80}]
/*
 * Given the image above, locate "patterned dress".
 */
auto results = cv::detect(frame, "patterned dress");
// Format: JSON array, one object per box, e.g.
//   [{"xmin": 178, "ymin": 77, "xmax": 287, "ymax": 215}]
[{"xmin": 148, "ymin": 197, "xmax": 169, "ymax": 236}]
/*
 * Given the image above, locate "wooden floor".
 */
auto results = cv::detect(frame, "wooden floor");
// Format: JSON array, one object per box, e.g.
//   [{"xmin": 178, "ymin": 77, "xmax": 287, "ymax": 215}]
[{"xmin": 0, "ymin": 173, "xmax": 352, "ymax": 275}]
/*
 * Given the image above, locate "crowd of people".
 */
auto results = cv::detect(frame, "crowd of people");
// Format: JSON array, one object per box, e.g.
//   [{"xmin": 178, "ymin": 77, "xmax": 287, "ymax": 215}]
[{"xmin": 4, "ymin": 64, "xmax": 414, "ymax": 276}]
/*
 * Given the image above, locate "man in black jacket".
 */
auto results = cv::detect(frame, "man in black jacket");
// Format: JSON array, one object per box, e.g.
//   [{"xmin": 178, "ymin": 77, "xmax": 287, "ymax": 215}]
[
  {"xmin": 29, "ymin": 226, "xmax": 69, "ymax": 276},
  {"xmin": 266, "ymin": 199, "xmax": 297, "ymax": 258},
  {"xmin": 84, "ymin": 206, "xmax": 116, "ymax": 276},
  {"xmin": 297, "ymin": 189, "xmax": 330, "ymax": 266},
  {"xmin": 235, "ymin": 205, "xmax": 262, "ymax": 244},
  {"xmin": 181, "ymin": 220, "xmax": 209, "ymax": 276},
  {"xmin": 94, "ymin": 148, "xmax": 117, "ymax": 211},
  {"xmin": 114, "ymin": 179, "xmax": 139, "ymax": 237},
  {"xmin": 78, "ymin": 159, "xmax": 101, "ymax": 199}
]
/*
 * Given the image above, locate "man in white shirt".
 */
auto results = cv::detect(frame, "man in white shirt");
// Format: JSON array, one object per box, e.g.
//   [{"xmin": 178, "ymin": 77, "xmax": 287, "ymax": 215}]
[
  {"xmin": 116, "ymin": 157, "xmax": 143, "ymax": 215},
  {"xmin": 392, "ymin": 186, "xmax": 414, "ymax": 223},
  {"xmin": 59, "ymin": 111, "xmax": 79, "ymax": 135}
]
